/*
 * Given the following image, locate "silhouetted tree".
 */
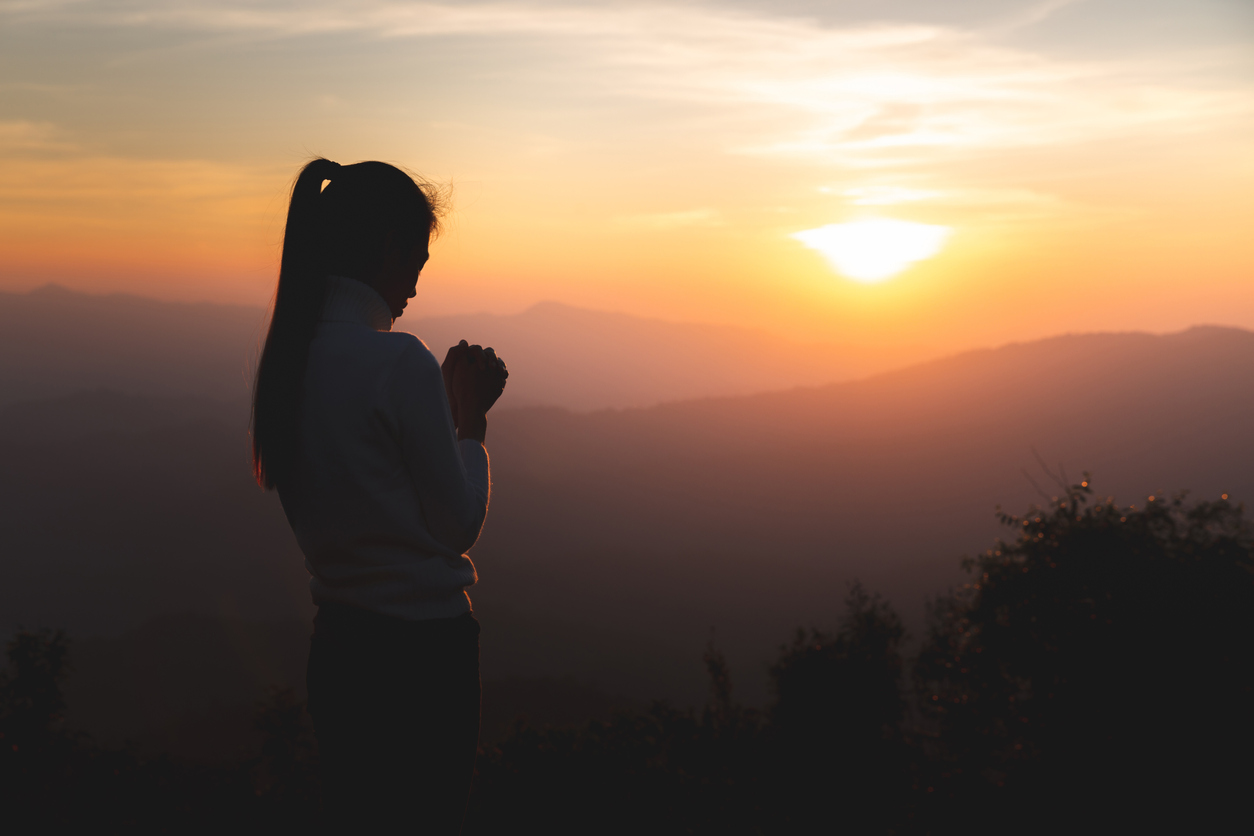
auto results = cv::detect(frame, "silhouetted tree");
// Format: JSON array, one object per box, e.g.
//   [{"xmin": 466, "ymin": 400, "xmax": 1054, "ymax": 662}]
[
  {"xmin": 0, "ymin": 628, "xmax": 323, "ymax": 833},
  {"xmin": 467, "ymin": 587, "xmax": 913, "ymax": 835},
  {"xmin": 0, "ymin": 629, "xmax": 80, "ymax": 828},
  {"xmin": 250, "ymin": 686, "xmax": 320, "ymax": 827},
  {"xmin": 768, "ymin": 582, "xmax": 909, "ymax": 832},
  {"xmin": 0, "ymin": 629, "xmax": 70, "ymax": 747},
  {"xmin": 914, "ymin": 480, "xmax": 1254, "ymax": 830},
  {"xmin": 467, "ymin": 656, "xmax": 769, "ymax": 836}
]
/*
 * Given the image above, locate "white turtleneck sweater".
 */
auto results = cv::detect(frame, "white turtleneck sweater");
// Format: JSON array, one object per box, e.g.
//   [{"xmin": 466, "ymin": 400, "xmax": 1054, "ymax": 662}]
[{"xmin": 277, "ymin": 276, "xmax": 490, "ymax": 620}]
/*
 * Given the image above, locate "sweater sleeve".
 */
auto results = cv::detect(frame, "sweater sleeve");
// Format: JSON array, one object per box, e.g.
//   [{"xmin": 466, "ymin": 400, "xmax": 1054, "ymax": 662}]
[{"xmin": 387, "ymin": 339, "xmax": 490, "ymax": 555}]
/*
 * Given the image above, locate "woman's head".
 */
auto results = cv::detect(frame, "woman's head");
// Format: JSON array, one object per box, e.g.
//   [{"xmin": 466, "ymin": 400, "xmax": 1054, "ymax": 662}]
[
  {"xmin": 319, "ymin": 161, "xmax": 441, "ymax": 318},
  {"xmin": 251, "ymin": 158, "xmax": 445, "ymax": 488}
]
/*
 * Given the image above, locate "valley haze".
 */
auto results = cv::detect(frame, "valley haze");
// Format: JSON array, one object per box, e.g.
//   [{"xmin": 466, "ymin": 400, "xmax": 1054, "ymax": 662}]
[
  {"xmin": 0, "ymin": 285, "xmax": 1249, "ymax": 743},
  {"xmin": 0, "ymin": 285, "xmax": 896, "ymax": 412}
]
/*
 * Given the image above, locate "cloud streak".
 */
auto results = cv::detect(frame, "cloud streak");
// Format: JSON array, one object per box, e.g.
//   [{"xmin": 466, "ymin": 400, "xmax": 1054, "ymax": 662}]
[
  {"xmin": 4, "ymin": 2, "xmax": 1249, "ymax": 177},
  {"xmin": 112, "ymin": 6, "xmax": 1254, "ymax": 161}
]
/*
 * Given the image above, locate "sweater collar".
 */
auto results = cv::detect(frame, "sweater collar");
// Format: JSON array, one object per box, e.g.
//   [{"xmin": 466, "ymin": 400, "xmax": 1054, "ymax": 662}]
[{"xmin": 322, "ymin": 275, "xmax": 393, "ymax": 332}]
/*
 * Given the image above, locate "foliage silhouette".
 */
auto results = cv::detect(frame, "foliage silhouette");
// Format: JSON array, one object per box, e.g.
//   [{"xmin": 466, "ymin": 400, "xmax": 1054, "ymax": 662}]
[
  {"xmin": 0, "ymin": 629, "xmax": 78, "ymax": 829},
  {"xmin": 0, "ymin": 632, "xmax": 321, "ymax": 833},
  {"xmin": 765, "ymin": 582, "xmax": 910, "ymax": 832},
  {"xmin": 1, "ymin": 629, "xmax": 70, "ymax": 748},
  {"xmin": 464, "ymin": 585, "xmax": 911, "ymax": 835},
  {"xmin": 466, "ymin": 653, "xmax": 770, "ymax": 835},
  {"xmin": 3, "ymin": 480, "xmax": 1252, "ymax": 833},
  {"xmin": 914, "ymin": 478, "xmax": 1254, "ymax": 830}
]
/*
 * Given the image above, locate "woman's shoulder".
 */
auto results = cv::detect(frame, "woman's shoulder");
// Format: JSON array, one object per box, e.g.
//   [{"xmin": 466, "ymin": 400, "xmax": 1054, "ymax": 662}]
[
  {"xmin": 378, "ymin": 331, "xmax": 442, "ymax": 374},
  {"xmin": 371, "ymin": 333, "xmax": 447, "ymax": 407}
]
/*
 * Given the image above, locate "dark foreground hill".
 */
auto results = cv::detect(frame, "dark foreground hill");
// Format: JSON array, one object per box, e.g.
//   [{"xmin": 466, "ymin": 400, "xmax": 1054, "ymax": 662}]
[
  {"xmin": 1, "ymin": 324, "xmax": 1251, "ymax": 733},
  {"xmin": 6, "ymin": 476, "xmax": 1251, "ymax": 833}
]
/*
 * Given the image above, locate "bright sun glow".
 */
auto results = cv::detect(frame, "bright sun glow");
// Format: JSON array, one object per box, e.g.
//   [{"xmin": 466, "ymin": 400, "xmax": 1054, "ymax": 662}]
[{"xmin": 792, "ymin": 219, "xmax": 952, "ymax": 282}]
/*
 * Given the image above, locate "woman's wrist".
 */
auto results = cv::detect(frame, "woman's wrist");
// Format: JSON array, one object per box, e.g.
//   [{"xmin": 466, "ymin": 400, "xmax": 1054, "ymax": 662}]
[{"xmin": 457, "ymin": 412, "xmax": 487, "ymax": 443}]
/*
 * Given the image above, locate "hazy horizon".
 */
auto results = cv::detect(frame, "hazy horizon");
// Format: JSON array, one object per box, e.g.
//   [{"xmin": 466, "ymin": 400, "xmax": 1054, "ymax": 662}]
[
  {"xmin": 16, "ymin": 279, "xmax": 1253, "ymax": 341},
  {"xmin": 5, "ymin": 282, "xmax": 1249, "ymax": 414},
  {"xmin": 4, "ymin": 314, "xmax": 1251, "ymax": 704},
  {"xmin": 2, "ymin": 0, "xmax": 1250, "ymax": 352}
]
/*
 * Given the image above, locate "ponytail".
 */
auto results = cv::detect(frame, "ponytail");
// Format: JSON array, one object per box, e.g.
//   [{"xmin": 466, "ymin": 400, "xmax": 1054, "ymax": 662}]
[
  {"xmin": 251, "ymin": 158, "xmax": 441, "ymax": 489},
  {"xmin": 252, "ymin": 158, "xmax": 339, "ymax": 488}
]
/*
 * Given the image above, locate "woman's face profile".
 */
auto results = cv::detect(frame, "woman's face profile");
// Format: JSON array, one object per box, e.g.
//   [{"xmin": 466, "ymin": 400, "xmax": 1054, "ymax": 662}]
[{"xmin": 370, "ymin": 233, "xmax": 431, "ymax": 320}]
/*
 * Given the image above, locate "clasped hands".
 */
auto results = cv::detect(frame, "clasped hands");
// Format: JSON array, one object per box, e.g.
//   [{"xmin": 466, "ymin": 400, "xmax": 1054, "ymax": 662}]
[{"xmin": 441, "ymin": 340, "xmax": 508, "ymax": 442}]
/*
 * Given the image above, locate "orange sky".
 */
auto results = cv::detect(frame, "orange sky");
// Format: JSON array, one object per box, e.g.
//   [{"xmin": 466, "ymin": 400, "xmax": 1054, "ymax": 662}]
[{"xmin": 1, "ymin": 0, "xmax": 1251, "ymax": 355}]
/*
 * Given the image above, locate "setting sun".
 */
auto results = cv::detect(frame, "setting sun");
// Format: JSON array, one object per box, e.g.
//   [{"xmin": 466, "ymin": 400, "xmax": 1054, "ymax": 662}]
[{"xmin": 791, "ymin": 219, "xmax": 952, "ymax": 283}]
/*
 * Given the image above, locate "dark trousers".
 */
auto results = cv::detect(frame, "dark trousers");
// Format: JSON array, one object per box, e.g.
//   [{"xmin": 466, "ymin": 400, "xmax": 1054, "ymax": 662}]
[{"xmin": 307, "ymin": 604, "xmax": 481, "ymax": 835}]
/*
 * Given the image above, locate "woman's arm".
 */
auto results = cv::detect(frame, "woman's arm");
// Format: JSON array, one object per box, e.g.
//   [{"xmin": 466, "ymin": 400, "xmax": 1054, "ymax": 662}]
[{"xmin": 389, "ymin": 340, "xmax": 492, "ymax": 555}]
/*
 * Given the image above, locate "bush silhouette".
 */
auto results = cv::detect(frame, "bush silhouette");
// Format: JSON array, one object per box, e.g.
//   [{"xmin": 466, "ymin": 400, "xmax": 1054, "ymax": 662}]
[
  {"xmin": 466, "ymin": 589, "xmax": 912, "ymax": 835},
  {"xmin": 467, "ymin": 661, "xmax": 769, "ymax": 835},
  {"xmin": 4, "ymin": 479, "xmax": 1251, "ymax": 833},
  {"xmin": 0, "ymin": 629, "xmax": 70, "ymax": 749},
  {"xmin": 0, "ymin": 630, "xmax": 323, "ymax": 833},
  {"xmin": 914, "ymin": 479, "xmax": 1254, "ymax": 829},
  {"xmin": 0, "ymin": 629, "xmax": 82, "ymax": 829},
  {"xmin": 767, "ymin": 582, "xmax": 909, "ymax": 831}
]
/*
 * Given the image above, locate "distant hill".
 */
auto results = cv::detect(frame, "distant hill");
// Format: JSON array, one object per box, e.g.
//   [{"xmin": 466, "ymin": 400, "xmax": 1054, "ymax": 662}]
[
  {"xmin": 3, "ymin": 323, "xmax": 1250, "ymax": 713},
  {"xmin": 0, "ymin": 285, "xmax": 264, "ymax": 405},
  {"xmin": 0, "ymin": 285, "xmax": 873, "ymax": 411},
  {"xmin": 409, "ymin": 300, "xmax": 883, "ymax": 410}
]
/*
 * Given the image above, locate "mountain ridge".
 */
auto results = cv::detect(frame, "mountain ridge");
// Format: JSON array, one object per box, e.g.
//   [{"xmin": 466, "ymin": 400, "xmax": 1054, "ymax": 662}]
[{"xmin": 6, "ymin": 283, "xmax": 1243, "ymax": 412}]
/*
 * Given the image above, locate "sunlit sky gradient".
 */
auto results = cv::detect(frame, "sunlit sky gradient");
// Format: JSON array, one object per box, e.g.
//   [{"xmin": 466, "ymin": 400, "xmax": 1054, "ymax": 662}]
[{"xmin": 1, "ymin": 0, "xmax": 1251, "ymax": 354}]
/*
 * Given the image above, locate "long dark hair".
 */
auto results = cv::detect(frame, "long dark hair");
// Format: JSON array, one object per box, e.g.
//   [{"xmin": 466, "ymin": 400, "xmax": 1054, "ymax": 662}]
[{"xmin": 251, "ymin": 158, "xmax": 442, "ymax": 489}]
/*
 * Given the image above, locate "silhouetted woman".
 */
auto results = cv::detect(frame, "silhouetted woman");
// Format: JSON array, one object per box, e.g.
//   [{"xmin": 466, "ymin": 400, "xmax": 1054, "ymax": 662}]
[{"xmin": 251, "ymin": 158, "xmax": 506, "ymax": 833}]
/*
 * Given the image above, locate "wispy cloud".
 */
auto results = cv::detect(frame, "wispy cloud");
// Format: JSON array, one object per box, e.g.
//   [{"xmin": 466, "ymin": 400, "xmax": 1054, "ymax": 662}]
[
  {"xmin": 981, "ymin": 0, "xmax": 1088, "ymax": 36},
  {"xmin": 8, "ymin": 1, "xmax": 1243, "ymax": 171},
  {"xmin": 614, "ymin": 209, "xmax": 722, "ymax": 230},
  {"xmin": 2, "ymin": 1, "xmax": 1249, "ymax": 233},
  {"xmin": 839, "ymin": 186, "xmax": 939, "ymax": 206},
  {"xmin": 0, "ymin": 120, "xmax": 75, "ymax": 154}
]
